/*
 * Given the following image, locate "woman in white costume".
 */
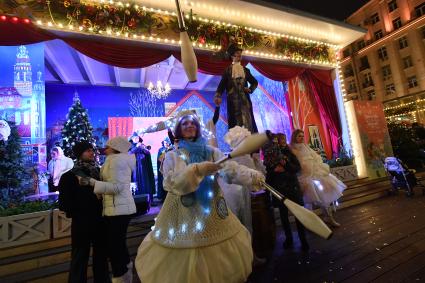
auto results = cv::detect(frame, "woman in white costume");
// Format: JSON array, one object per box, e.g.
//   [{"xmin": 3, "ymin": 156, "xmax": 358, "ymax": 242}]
[
  {"xmin": 290, "ymin": 129, "xmax": 346, "ymax": 227},
  {"xmin": 135, "ymin": 113, "xmax": 264, "ymax": 283}
]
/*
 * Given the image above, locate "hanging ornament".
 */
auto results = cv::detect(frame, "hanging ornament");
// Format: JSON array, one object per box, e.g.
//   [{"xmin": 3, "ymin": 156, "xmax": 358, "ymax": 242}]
[{"xmin": 128, "ymin": 17, "xmax": 136, "ymax": 28}]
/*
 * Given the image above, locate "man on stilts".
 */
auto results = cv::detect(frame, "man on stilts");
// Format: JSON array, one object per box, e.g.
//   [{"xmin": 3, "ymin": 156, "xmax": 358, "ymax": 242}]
[{"xmin": 214, "ymin": 43, "xmax": 259, "ymax": 133}]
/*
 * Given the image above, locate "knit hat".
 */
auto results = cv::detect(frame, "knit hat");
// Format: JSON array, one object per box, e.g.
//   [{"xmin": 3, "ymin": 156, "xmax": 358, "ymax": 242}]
[
  {"xmin": 106, "ymin": 136, "xmax": 131, "ymax": 153},
  {"xmin": 73, "ymin": 141, "xmax": 94, "ymax": 159}
]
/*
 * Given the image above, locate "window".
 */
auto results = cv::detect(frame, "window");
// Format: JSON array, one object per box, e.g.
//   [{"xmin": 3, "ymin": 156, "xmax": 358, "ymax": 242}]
[
  {"xmin": 377, "ymin": 46, "xmax": 388, "ymax": 60},
  {"xmin": 386, "ymin": 83, "xmax": 396, "ymax": 95},
  {"xmin": 388, "ymin": 0, "xmax": 398, "ymax": 12},
  {"xmin": 344, "ymin": 65, "xmax": 354, "ymax": 78},
  {"xmin": 364, "ymin": 72, "xmax": 373, "ymax": 83},
  {"xmin": 348, "ymin": 80, "xmax": 357, "ymax": 93},
  {"xmin": 343, "ymin": 48, "xmax": 351, "ymax": 58},
  {"xmin": 363, "ymin": 72, "xmax": 374, "ymax": 88},
  {"xmin": 421, "ymin": 26, "xmax": 425, "ymax": 39},
  {"xmin": 382, "ymin": 65, "xmax": 392, "ymax": 79},
  {"xmin": 357, "ymin": 40, "xmax": 366, "ymax": 50},
  {"xmin": 367, "ymin": 90, "xmax": 376, "ymax": 100},
  {"xmin": 399, "ymin": 36, "xmax": 409, "ymax": 49},
  {"xmin": 393, "ymin": 17, "xmax": 402, "ymax": 30},
  {"xmin": 408, "ymin": 76, "xmax": 418, "ymax": 88},
  {"xmin": 371, "ymin": 13, "xmax": 380, "ymax": 24},
  {"xmin": 403, "ymin": 56, "xmax": 413, "ymax": 69},
  {"xmin": 415, "ymin": 3, "xmax": 425, "ymax": 17},
  {"xmin": 360, "ymin": 56, "xmax": 370, "ymax": 70},
  {"xmin": 375, "ymin": 30, "xmax": 383, "ymax": 40}
]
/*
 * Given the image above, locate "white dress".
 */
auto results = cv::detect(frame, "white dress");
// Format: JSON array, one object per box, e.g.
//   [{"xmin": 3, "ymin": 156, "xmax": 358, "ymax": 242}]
[
  {"xmin": 291, "ymin": 143, "xmax": 346, "ymax": 206},
  {"xmin": 135, "ymin": 146, "xmax": 263, "ymax": 283}
]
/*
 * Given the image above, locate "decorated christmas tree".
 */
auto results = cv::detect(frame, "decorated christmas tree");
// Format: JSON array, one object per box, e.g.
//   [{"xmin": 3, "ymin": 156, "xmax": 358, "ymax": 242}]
[
  {"xmin": 0, "ymin": 121, "xmax": 26, "ymax": 191},
  {"xmin": 61, "ymin": 92, "xmax": 96, "ymax": 159}
]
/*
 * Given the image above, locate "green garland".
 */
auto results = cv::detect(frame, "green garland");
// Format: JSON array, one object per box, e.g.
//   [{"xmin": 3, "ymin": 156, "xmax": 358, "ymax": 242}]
[{"xmin": 0, "ymin": 0, "xmax": 334, "ymax": 64}]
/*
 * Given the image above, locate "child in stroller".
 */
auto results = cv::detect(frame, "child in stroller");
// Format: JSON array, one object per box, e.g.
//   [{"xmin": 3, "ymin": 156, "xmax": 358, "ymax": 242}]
[{"xmin": 384, "ymin": 157, "xmax": 425, "ymax": 197}]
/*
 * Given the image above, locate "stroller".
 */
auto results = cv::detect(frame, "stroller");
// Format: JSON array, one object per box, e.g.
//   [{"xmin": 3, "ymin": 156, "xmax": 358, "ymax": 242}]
[{"xmin": 384, "ymin": 157, "xmax": 425, "ymax": 197}]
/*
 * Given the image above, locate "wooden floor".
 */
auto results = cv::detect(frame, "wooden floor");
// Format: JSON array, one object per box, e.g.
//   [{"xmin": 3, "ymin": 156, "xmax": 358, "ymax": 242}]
[
  {"xmin": 248, "ymin": 188, "xmax": 425, "ymax": 283},
  {"xmin": 1, "ymin": 179, "xmax": 424, "ymax": 283}
]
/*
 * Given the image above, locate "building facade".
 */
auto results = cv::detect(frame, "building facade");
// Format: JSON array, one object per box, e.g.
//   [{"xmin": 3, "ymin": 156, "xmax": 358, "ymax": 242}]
[{"xmin": 342, "ymin": 0, "xmax": 425, "ymax": 122}]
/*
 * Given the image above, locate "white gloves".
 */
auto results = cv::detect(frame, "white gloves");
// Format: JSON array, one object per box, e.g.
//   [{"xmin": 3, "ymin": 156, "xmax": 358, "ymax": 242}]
[{"xmin": 194, "ymin": 161, "xmax": 221, "ymax": 177}]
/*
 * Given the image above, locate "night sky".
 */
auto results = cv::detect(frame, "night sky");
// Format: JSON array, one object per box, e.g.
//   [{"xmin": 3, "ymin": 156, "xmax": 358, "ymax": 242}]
[{"xmin": 262, "ymin": 0, "xmax": 370, "ymax": 21}]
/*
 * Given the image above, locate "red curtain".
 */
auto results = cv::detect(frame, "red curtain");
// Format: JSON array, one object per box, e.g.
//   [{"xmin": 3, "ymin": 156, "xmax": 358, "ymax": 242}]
[
  {"xmin": 66, "ymin": 39, "xmax": 172, "ymax": 68},
  {"xmin": 302, "ymin": 71, "xmax": 341, "ymax": 154},
  {"xmin": 0, "ymin": 17, "xmax": 342, "ymax": 149}
]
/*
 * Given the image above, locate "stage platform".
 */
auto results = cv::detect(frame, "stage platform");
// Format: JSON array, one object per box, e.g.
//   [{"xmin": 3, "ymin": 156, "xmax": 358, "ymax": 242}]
[{"xmin": 0, "ymin": 176, "xmax": 422, "ymax": 283}]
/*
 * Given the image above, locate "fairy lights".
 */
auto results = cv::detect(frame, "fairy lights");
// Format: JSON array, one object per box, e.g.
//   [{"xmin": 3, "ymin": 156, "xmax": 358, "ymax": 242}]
[{"xmin": 27, "ymin": 0, "xmax": 339, "ymax": 66}]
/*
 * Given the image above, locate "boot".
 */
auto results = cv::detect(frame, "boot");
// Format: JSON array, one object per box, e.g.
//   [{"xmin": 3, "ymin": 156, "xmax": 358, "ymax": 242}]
[{"xmin": 325, "ymin": 207, "xmax": 340, "ymax": 228}]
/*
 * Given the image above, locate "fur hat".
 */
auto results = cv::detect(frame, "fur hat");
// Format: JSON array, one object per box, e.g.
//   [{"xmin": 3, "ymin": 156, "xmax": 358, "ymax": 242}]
[
  {"xmin": 73, "ymin": 141, "xmax": 94, "ymax": 158},
  {"xmin": 106, "ymin": 136, "xmax": 131, "ymax": 153},
  {"xmin": 226, "ymin": 43, "xmax": 243, "ymax": 57}
]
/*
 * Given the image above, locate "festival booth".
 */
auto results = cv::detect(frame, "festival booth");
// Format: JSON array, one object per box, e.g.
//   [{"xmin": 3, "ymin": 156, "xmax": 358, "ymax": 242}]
[{"xmin": 0, "ymin": 0, "xmax": 374, "ymax": 248}]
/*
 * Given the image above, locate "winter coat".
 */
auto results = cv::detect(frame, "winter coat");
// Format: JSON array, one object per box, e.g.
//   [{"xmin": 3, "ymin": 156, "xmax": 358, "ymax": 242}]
[
  {"xmin": 93, "ymin": 153, "xmax": 137, "ymax": 216},
  {"xmin": 263, "ymin": 143, "xmax": 302, "ymax": 206}
]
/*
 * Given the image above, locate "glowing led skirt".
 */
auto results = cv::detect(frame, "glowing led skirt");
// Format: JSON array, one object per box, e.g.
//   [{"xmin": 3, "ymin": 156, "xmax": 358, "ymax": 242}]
[{"xmin": 135, "ymin": 228, "xmax": 253, "ymax": 283}]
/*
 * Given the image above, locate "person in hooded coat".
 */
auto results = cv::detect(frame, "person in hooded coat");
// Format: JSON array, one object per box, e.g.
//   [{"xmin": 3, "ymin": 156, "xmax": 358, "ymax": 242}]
[
  {"xmin": 130, "ymin": 136, "xmax": 156, "ymax": 204},
  {"xmin": 48, "ymin": 146, "xmax": 74, "ymax": 192}
]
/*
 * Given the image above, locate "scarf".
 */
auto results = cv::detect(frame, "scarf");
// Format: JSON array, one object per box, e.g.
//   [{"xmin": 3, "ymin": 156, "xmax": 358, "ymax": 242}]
[
  {"xmin": 71, "ymin": 159, "xmax": 100, "ymax": 180},
  {"xmin": 178, "ymin": 137, "xmax": 214, "ymax": 208},
  {"xmin": 231, "ymin": 62, "xmax": 245, "ymax": 79}
]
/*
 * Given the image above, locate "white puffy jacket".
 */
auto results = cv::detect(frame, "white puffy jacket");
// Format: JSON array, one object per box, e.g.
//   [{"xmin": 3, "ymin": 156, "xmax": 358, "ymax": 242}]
[{"xmin": 94, "ymin": 153, "xmax": 137, "ymax": 216}]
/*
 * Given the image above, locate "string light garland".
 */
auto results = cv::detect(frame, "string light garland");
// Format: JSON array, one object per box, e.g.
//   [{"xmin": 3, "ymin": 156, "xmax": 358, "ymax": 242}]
[
  {"xmin": 2, "ymin": 0, "xmax": 338, "ymax": 66},
  {"xmin": 384, "ymin": 98, "xmax": 425, "ymax": 111}
]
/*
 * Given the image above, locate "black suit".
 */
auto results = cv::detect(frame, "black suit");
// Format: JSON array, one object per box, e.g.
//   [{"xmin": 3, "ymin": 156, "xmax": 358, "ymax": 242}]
[{"xmin": 58, "ymin": 171, "xmax": 110, "ymax": 283}]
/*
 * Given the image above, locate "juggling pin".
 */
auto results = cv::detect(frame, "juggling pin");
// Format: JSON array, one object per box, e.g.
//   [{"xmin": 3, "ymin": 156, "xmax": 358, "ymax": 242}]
[
  {"xmin": 261, "ymin": 181, "xmax": 333, "ymax": 240},
  {"xmin": 175, "ymin": 0, "xmax": 198, "ymax": 82},
  {"xmin": 215, "ymin": 133, "xmax": 269, "ymax": 164}
]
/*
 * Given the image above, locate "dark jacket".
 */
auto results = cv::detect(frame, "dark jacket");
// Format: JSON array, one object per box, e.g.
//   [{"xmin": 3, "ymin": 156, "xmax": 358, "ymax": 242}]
[
  {"xmin": 263, "ymin": 143, "xmax": 303, "ymax": 205},
  {"xmin": 58, "ymin": 171, "xmax": 103, "ymax": 219},
  {"xmin": 215, "ymin": 65, "xmax": 258, "ymax": 132}
]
